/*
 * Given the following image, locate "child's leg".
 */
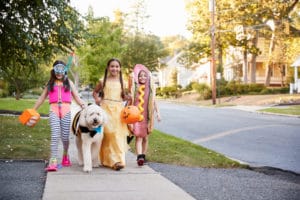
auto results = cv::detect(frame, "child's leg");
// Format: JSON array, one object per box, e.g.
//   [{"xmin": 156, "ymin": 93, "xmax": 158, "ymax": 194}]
[
  {"xmin": 135, "ymin": 137, "xmax": 143, "ymax": 155},
  {"xmin": 142, "ymin": 135, "xmax": 148, "ymax": 155},
  {"xmin": 60, "ymin": 112, "xmax": 71, "ymax": 166},
  {"xmin": 49, "ymin": 112, "xmax": 62, "ymax": 159},
  {"xmin": 136, "ymin": 137, "xmax": 145, "ymax": 166},
  {"xmin": 60, "ymin": 112, "xmax": 71, "ymax": 154},
  {"xmin": 46, "ymin": 112, "xmax": 61, "ymax": 171}
]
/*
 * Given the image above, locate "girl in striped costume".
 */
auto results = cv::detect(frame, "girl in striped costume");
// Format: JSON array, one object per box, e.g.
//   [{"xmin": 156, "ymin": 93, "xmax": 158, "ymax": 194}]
[{"xmin": 33, "ymin": 60, "xmax": 86, "ymax": 172}]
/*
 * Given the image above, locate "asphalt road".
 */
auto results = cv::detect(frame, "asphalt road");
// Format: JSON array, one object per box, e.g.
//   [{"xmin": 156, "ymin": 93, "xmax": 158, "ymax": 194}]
[
  {"xmin": 149, "ymin": 162, "xmax": 300, "ymax": 200},
  {"xmin": 0, "ymin": 160, "xmax": 46, "ymax": 200},
  {"xmin": 154, "ymin": 101, "xmax": 300, "ymax": 174}
]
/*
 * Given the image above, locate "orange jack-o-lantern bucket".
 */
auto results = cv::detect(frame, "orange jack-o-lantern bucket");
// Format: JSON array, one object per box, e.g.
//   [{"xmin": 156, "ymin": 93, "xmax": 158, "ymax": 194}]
[
  {"xmin": 120, "ymin": 105, "xmax": 141, "ymax": 124},
  {"xmin": 19, "ymin": 109, "xmax": 40, "ymax": 127}
]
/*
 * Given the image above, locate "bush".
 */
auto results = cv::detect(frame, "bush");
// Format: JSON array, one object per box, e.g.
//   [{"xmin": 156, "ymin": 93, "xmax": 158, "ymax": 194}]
[
  {"xmin": 156, "ymin": 86, "xmax": 181, "ymax": 98},
  {"xmin": 184, "ymin": 82, "xmax": 196, "ymax": 91},
  {"xmin": 248, "ymin": 84, "xmax": 265, "ymax": 93},
  {"xmin": 192, "ymin": 83, "xmax": 212, "ymax": 100},
  {"xmin": 259, "ymin": 87, "xmax": 289, "ymax": 95},
  {"xmin": 0, "ymin": 89, "xmax": 9, "ymax": 98}
]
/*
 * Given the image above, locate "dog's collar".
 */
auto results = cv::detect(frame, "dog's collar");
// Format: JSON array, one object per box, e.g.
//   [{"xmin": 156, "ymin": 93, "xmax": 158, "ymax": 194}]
[
  {"xmin": 93, "ymin": 126, "xmax": 102, "ymax": 133},
  {"xmin": 79, "ymin": 125, "xmax": 102, "ymax": 137}
]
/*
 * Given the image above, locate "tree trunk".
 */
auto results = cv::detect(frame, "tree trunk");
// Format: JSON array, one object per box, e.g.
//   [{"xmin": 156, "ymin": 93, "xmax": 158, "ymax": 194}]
[
  {"xmin": 243, "ymin": 50, "xmax": 248, "ymax": 84},
  {"xmin": 250, "ymin": 31, "xmax": 258, "ymax": 83},
  {"xmin": 218, "ymin": 45, "xmax": 223, "ymax": 73},
  {"xmin": 15, "ymin": 86, "xmax": 21, "ymax": 100}
]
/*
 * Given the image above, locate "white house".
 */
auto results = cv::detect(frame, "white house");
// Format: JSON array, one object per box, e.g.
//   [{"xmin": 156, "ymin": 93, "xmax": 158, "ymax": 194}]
[
  {"xmin": 188, "ymin": 61, "xmax": 211, "ymax": 85},
  {"xmin": 157, "ymin": 52, "xmax": 211, "ymax": 88},
  {"xmin": 157, "ymin": 52, "xmax": 193, "ymax": 88}
]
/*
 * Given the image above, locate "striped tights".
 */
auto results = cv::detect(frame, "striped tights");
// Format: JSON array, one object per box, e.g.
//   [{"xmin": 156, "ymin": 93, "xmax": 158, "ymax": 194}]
[{"xmin": 49, "ymin": 111, "xmax": 71, "ymax": 159}]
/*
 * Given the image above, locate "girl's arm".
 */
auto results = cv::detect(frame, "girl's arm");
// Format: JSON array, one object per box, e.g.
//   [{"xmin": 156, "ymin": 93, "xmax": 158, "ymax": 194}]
[
  {"xmin": 70, "ymin": 80, "xmax": 86, "ymax": 108},
  {"xmin": 33, "ymin": 87, "xmax": 48, "ymax": 110},
  {"xmin": 93, "ymin": 81, "xmax": 103, "ymax": 106}
]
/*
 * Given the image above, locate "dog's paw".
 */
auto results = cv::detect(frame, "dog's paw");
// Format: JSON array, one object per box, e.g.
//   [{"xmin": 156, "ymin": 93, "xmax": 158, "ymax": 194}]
[
  {"xmin": 83, "ymin": 167, "xmax": 92, "ymax": 173},
  {"xmin": 92, "ymin": 163, "xmax": 100, "ymax": 168}
]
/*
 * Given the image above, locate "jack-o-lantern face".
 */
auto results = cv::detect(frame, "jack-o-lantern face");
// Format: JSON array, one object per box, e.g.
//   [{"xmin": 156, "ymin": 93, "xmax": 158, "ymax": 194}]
[{"xmin": 120, "ymin": 106, "xmax": 141, "ymax": 124}]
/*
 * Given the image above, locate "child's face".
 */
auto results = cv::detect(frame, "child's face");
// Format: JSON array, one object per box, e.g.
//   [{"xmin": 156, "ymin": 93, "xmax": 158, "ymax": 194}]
[
  {"xmin": 55, "ymin": 73, "xmax": 64, "ymax": 80},
  {"xmin": 138, "ymin": 70, "xmax": 148, "ymax": 84},
  {"xmin": 108, "ymin": 61, "xmax": 121, "ymax": 77}
]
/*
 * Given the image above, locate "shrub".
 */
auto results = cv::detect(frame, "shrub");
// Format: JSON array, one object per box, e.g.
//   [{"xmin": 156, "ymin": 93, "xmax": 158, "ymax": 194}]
[
  {"xmin": 248, "ymin": 84, "xmax": 265, "ymax": 93},
  {"xmin": 192, "ymin": 83, "xmax": 211, "ymax": 100},
  {"xmin": 156, "ymin": 86, "xmax": 181, "ymax": 98},
  {"xmin": 0, "ymin": 89, "xmax": 9, "ymax": 98}
]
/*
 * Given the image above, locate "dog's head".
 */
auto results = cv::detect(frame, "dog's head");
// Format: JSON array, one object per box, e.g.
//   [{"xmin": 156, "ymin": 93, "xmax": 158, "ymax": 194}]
[{"xmin": 79, "ymin": 104, "xmax": 107, "ymax": 129}]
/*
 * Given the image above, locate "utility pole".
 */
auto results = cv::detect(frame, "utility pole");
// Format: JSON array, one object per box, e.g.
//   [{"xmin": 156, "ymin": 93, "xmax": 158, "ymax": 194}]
[{"xmin": 209, "ymin": 0, "xmax": 216, "ymax": 105}]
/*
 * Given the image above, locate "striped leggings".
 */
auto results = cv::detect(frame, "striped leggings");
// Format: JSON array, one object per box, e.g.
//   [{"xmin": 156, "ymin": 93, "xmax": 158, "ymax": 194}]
[{"xmin": 49, "ymin": 111, "xmax": 71, "ymax": 159}]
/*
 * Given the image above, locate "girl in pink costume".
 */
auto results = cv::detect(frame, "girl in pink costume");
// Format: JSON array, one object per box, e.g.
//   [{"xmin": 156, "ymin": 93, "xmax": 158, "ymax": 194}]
[
  {"xmin": 131, "ymin": 64, "xmax": 161, "ymax": 166},
  {"xmin": 33, "ymin": 60, "xmax": 86, "ymax": 171}
]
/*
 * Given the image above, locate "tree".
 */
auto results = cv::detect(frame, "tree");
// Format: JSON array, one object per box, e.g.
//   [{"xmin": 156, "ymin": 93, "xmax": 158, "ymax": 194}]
[
  {"xmin": 120, "ymin": 0, "xmax": 168, "ymax": 72},
  {"xmin": 185, "ymin": 0, "xmax": 212, "ymax": 64},
  {"xmin": 76, "ymin": 10, "xmax": 126, "ymax": 85},
  {"xmin": 0, "ymin": 0, "xmax": 84, "ymax": 99},
  {"xmin": 121, "ymin": 33, "xmax": 168, "ymax": 72},
  {"xmin": 260, "ymin": 0, "xmax": 299, "ymax": 86},
  {"xmin": 185, "ymin": 0, "xmax": 300, "ymax": 87}
]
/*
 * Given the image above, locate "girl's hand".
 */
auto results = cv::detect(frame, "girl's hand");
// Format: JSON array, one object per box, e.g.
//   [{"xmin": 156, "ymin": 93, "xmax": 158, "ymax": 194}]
[
  {"xmin": 94, "ymin": 97, "xmax": 101, "ymax": 106},
  {"xmin": 156, "ymin": 113, "xmax": 161, "ymax": 122},
  {"xmin": 80, "ymin": 103, "xmax": 87, "ymax": 109}
]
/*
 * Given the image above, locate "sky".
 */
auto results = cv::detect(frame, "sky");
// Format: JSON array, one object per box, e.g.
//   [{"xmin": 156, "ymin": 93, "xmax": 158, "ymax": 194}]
[{"xmin": 70, "ymin": 0, "xmax": 191, "ymax": 38}]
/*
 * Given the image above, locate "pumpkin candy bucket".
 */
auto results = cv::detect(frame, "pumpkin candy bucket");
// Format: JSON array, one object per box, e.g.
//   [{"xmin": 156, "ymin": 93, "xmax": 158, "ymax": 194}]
[
  {"xmin": 120, "ymin": 105, "xmax": 141, "ymax": 124},
  {"xmin": 19, "ymin": 109, "xmax": 40, "ymax": 127}
]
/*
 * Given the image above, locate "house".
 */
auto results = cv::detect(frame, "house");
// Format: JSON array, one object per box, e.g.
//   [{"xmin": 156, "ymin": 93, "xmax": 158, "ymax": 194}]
[
  {"xmin": 156, "ymin": 52, "xmax": 211, "ymax": 88},
  {"xmin": 157, "ymin": 52, "xmax": 193, "ymax": 88},
  {"xmin": 188, "ymin": 60, "xmax": 211, "ymax": 85},
  {"xmin": 224, "ymin": 37, "xmax": 287, "ymax": 86}
]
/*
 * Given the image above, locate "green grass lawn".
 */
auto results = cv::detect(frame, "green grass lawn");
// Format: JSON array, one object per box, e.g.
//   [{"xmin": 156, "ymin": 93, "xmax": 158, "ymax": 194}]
[
  {"xmin": 129, "ymin": 130, "xmax": 244, "ymax": 168},
  {"xmin": 0, "ymin": 97, "xmax": 49, "ymax": 114},
  {"xmin": 0, "ymin": 116, "xmax": 50, "ymax": 159},
  {"xmin": 259, "ymin": 105, "xmax": 300, "ymax": 116}
]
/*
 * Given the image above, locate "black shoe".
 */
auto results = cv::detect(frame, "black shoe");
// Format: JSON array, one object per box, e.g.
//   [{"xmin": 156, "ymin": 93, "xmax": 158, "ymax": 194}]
[
  {"xmin": 127, "ymin": 135, "xmax": 134, "ymax": 144},
  {"xmin": 137, "ymin": 154, "xmax": 144, "ymax": 166}
]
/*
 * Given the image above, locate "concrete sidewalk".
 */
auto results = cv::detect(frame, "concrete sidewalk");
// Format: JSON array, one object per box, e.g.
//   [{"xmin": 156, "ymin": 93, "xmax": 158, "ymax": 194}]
[{"xmin": 42, "ymin": 134, "xmax": 195, "ymax": 200}]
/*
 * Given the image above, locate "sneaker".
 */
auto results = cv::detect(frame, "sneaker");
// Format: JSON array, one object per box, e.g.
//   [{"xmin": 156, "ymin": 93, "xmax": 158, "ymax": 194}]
[
  {"xmin": 61, "ymin": 155, "xmax": 72, "ymax": 167},
  {"xmin": 137, "ymin": 154, "xmax": 145, "ymax": 166},
  {"xmin": 45, "ymin": 158, "xmax": 58, "ymax": 172},
  {"xmin": 137, "ymin": 158, "xmax": 144, "ymax": 166}
]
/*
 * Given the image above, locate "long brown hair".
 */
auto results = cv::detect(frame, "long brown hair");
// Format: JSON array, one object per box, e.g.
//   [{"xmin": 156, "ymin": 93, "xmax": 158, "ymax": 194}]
[
  {"xmin": 100, "ymin": 58, "xmax": 125, "ymax": 100},
  {"xmin": 47, "ymin": 60, "xmax": 70, "ymax": 91}
]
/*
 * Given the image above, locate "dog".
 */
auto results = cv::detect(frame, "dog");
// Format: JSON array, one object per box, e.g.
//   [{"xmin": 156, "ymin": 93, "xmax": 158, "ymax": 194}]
[{"xmin": 72, "ymin": 104, "xmax": 107, "ymax": 172}]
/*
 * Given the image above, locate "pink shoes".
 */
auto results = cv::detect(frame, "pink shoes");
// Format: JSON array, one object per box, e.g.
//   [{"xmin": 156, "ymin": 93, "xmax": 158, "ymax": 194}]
[
  {"xmin": 61, "ymin": 155, "xmax": 72, "ymax": 167},
  {"xmin": 45, "ymin": 155, "xmax": 71, "ymax": 172},
  {"xmin": 46, "ymin": 158, "xmax": 58, "ymax": 172}
]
